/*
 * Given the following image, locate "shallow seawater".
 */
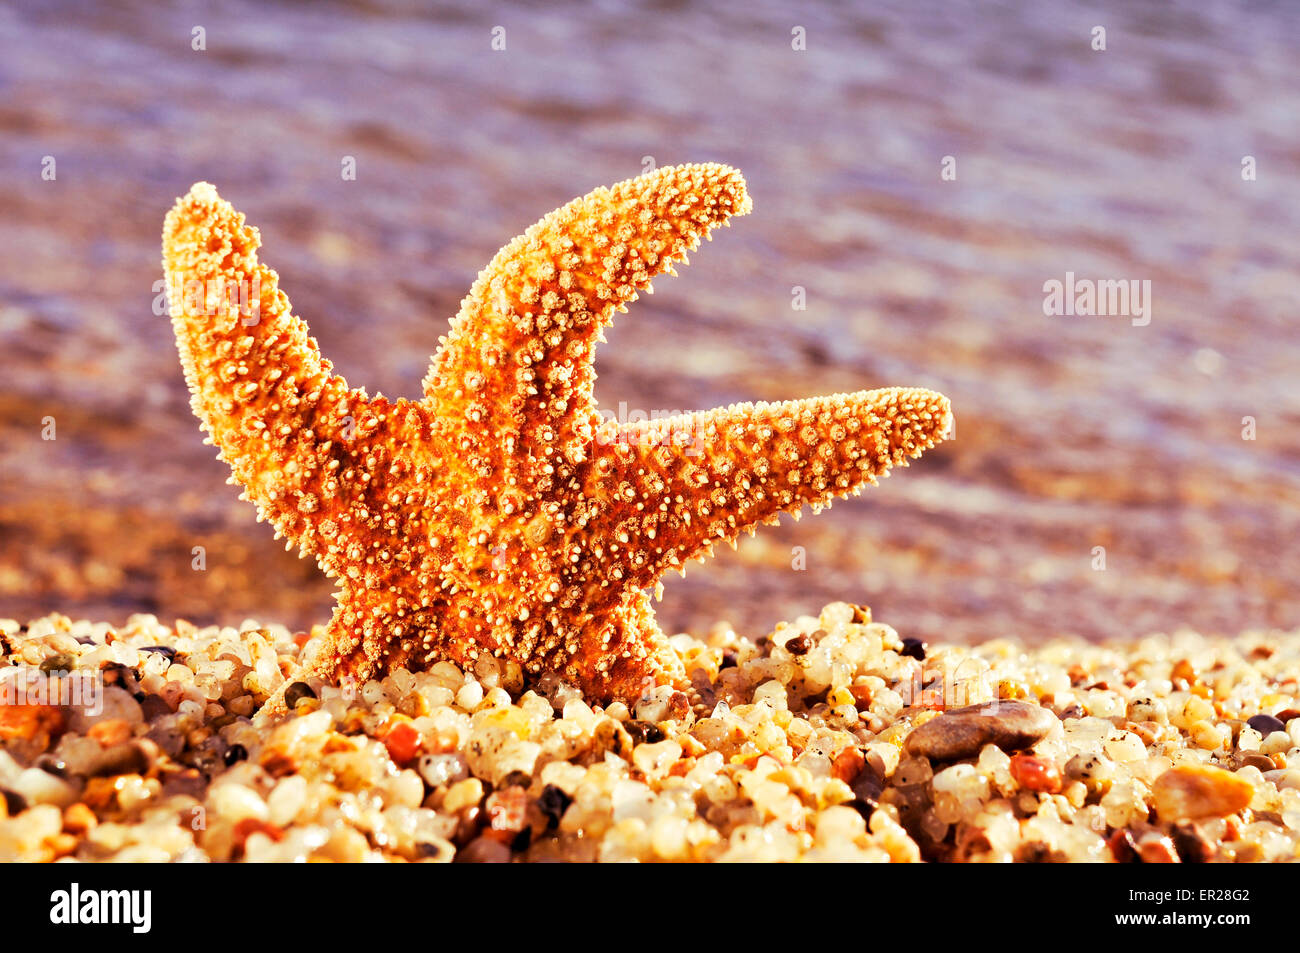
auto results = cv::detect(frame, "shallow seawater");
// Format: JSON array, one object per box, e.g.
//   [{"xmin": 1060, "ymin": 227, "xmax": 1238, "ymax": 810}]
[{"xmin": 0, "ymin": 0, "xmax": 1298, "ymax": 646}]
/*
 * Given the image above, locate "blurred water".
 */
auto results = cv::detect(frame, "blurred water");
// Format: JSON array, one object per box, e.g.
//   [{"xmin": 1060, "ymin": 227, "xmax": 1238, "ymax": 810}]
[{"xmin": 1, "ymin": 0, "xmax": 1298, "ymax": 644}]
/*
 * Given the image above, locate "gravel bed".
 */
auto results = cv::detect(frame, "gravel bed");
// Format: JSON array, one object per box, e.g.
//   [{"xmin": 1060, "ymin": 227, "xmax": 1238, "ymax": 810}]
[{"xmin": 1, "ymin": 603, "xmax": 1297, "ymax": 862}]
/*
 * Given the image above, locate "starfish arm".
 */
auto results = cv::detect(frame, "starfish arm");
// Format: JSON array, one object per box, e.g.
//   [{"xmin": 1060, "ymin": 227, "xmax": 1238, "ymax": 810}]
[
  {"xmin": 162, "ymin": 183, "xmax": 413, "ymax": 572},
  {"xmin": 554, "ymin": 590, "xmax": 688, "ymax": 702},
  {"xmin": 584, "ymin": 387, "xmax": 953, "ymax": 591},
  {"xmin": 421, "ymin": 163, "xmax": 751, "ymax": 475}
]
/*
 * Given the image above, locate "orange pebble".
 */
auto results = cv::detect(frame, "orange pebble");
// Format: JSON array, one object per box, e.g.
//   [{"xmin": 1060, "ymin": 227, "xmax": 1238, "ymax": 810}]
[
  {"xmin": 63, "ymin": 803, "xmax": 98, "ymax": 835},
  {"xmin": 384, "ymin": 720, "xmax": 421, "ymax": 767},
  {"xmin": 831, "ymin": 746, "xmax": 865, "ymax": 783},
  {"xmin": 234, "ymin": 817, "xmax": 286, "ymax": 847},
  {"xmin": 88, "ymin": 719, "xmax": 133, "ymax": 747},
  {"xmin": 1010, "ymin": 754, "xmax": 1063, "ymax": 794},
  {"xmin": 0, "ymin": 704, "xmax": 65, "ymax": 743}
]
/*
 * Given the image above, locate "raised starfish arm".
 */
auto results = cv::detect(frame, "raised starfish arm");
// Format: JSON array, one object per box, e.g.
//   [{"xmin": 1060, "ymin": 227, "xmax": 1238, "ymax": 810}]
[
  {"xmin": 162, "ymin": 183, "xmax": 401, "ymax": 571},
  {"xmin": 585, "ymin": 387, "xmax": 953, "ymax": 591},
  {"xmin": 421, "ymin": 163, "xmax": 752, "ymax": 474}
]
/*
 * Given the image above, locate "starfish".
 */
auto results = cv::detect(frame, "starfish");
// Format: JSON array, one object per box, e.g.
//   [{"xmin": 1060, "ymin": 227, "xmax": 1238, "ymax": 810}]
[{"xmin": 162, "ymin": 164, "xmax": 953, "ymax": 715}]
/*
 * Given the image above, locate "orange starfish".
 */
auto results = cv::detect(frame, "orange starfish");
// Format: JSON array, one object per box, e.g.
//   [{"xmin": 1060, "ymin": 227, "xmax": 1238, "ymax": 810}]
[{"xmin": 162, "ymin": 164, "xmax": 952, "ymax": 714}]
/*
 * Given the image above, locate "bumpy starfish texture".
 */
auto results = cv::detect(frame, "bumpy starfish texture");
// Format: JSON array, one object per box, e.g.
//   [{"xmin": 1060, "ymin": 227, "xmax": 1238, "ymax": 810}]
[{"xmin": 162, "ymin": 164, "xmax": 953, "ymax": 714}]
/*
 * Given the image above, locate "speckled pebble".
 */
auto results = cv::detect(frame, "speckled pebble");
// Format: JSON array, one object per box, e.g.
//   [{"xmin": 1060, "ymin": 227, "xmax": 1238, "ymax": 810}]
[{"xmin": 904, "ymin": 701, "xmax": 1058, "ymax": 761}]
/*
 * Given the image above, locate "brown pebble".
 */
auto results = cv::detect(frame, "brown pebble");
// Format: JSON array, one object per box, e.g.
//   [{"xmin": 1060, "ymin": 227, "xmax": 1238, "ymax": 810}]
[
  {"xmin": 161, "ymin": 768, "xmax": 208, "ymax": 799},
  {"xmin": 454, "ymin": 805, "xmax": 484, "ymax": 846},
  {"xmin": 1274, "ymin": 708, "xmax": 1300, "ymax": 724},
  {"xmin": 1107, "ymin": 828, "xmax": 1139, "ymax": 863},
  {"xmin": 138, "ymin": 694, "xmax": 173, "ymax": 721},
  {"xmin": 1237, "ymin": 752, "xmax": 1277, "ymax": 772},
  {"xmin": 904, "ymin": 701, "xmax": 1057, "ymax": 761},
  {"xmin": 457, "ymin": 835, "xmax": 512, "ymax": 863},
  {"xmin": 259, "ymin": 749, "xmax": 297, "ymax": 778},
  {"xmin": 624, "ymin": 720, "xmax": 665, "ymax": 745},
  {"xmin": 1013, "ymin": 841, "xmax": 1056, "ymax": 863},
  {"xmin": 1246, "ymin": 713, "xmax": 1286, "ymax": 736},
  {"xmin": 1152, "ymin": 764, "xmax": 1255, "ymax": 821},
  {"xmin": 1138, "ymin": 834, "xmax": 1180, "ymax": 864},
  {"xmin": 849, "ymin": 761, "xmax": 885, "ymax": 819},
  {"xmin": 785, "ymin": 633, "xmax": 811, "ymax": 656},
  {"xmin": 1171, "ymin": 822, "xmax": 1214, "ymax": 863},
  {"xmin": 953, "ymin": 824, "xmax": 993, "ymax": 862},
  {"xmin": 831, "ymin": 746, "xmax": 865, "ymax": 784},
  {"xmin": 667, "ymin": 691, "xmax": 691, "ymax": 721}
]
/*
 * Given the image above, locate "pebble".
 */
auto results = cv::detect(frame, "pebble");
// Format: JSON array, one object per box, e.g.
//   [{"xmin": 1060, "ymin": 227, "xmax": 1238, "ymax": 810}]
[
  {"xmin": 10, "ymin": 768, "xmax": 76, "ymax": 808},
  {"xmin": 66, "ymin": 686, "xmax": 143, "ymax": 732},
  {"xmin": 267, "ymin": 776, "xmax": 308, "ymax": 827},
  {"xmin": 383, "ymin": 721, "xmax": 421, "ymax": 767},
  {"xmin": 1107, "ymin": 828, "xmax": 1139, "ymax": 863},
  {"xmin": 904, "ymin": 701, "xmax": 1057, "ymax": 761},
  {"xmin": 284, "ymin": 681, "xmax": 316, "ymax": 709},
  {"xmin": 208, "ymin": 783, "xmax": 270, "ymax": 824},
  {"xmin": 62, "ymin": 803, "xmax": 97, "ymax": 835},
  {"xmin": 39, "ymin": 653, "xmax": 76, "ymax": 674},
  {"xmin": 1237, "ymin": 752, "xmax": 1276, "ymax": 772},
  {"xmin": 1009, "ymin": 754, "xmax": 1062, "ymax": 794},
  {"xmin": 537, "ymin": 784, "xmax": 572, "ymax": 829},
  {"xmin": 87, "ymin": 741, "xmax": 153, "ymax": 778},
  {"xmin": 1247, "ymin": 713, "xmax": 1286, "ymax": 736},
  {"xmin": 1137, "ymin": 833, "xmax": 1180, "ymax": 864},
  {"xmin": 138, "ymin": 694, "xmax": 173, "ymax": 721},
  {"xmin": 2, "ymin": 789, "xmax": 28, "ymax": 815},
  {"xmin": 87, "ymin": 719, "xmax": 133, "ymax": 747},
  {"xmin": 0, "ymin": 704, "xmax": 64, "ymax": 745},
  {"xmin": 418, "ymin": 753, "xmax": 469, "ymax": 788},
  {"xmin": 1171, "ymin": 822, "xmax": 1214, "ymax": 863},
  {"xmin": 785, "ymin": 633, "xmax": 811, "ymax": 656},
  {"xmin": 899, "ymin": 638, "xmax": 927, "ymax": 661},
  {"xmin": 484, "ymin": 786, "xmax": 529, "ymax": 844},
  {"xmin": 161, "ymin": 769, "xmax": 207, "ymax": 799},
  {"xmin": 457, "ymin": 836, "xmax": 511, "ymax": 863},
  {"xmin": 623, "ymin": 720, "xmax": 665, "ymax": 745},
  {"xmin": 1152, "ymin": 764, "xmax": 1255, "ymax": 821}
]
